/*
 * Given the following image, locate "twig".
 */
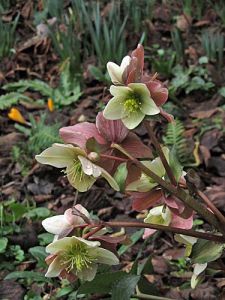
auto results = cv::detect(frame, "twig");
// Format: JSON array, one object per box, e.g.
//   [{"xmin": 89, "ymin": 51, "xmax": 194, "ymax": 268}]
[
  {"xmin": 104, "ymin": 221, "xmax": 225, "ymax": 243},
  {"xmin": 144, "ymin": 121, "xmax": 177, "ymax": 186},
  {"xmin": 197, "ymin": 190, "xmax": 225, "ymax": 226}
]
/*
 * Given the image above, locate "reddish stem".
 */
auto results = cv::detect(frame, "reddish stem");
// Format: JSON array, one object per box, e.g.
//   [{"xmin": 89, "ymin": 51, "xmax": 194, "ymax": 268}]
[{"xmin": 100, "ymin": 154, "xmax": 128, "ymax": 162}]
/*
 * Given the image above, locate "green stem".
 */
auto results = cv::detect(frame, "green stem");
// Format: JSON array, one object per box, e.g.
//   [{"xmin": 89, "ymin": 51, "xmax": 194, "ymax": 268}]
[
  {"xmin": 144, "ymin": 121, "xmax": 177, "ymax": 186},
  {"xmin": 111, "ymin": 143, "xmax": 225, "ymax": 236}
]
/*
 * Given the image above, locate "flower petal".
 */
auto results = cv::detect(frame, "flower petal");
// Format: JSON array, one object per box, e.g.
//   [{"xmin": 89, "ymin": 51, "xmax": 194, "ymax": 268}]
[
  {"xmin": 90, "ymin": 247, "xmax": 119, "ymax": 265},
  {"xmin": 60, "ymin": 123, "xmax": 106, "ymax": 149},
  {"xmin": 96, "ymin": 112, "xmax": 128, "ymax": 143},
  {"xmin": 121, "ymin": 132, "xmax": 152, "ymax": 158},
  {"xmin": 35, "ymin": 143, "xmax": 78, "ymax": 168},
  {"xmin": 45, "ymin": 256, "xmax": 65, "ymax": 277},
  {"xmin": 103, "ymin": 97, "xmax": 124, "ymax": 120},
  {"xmin": 78, "ymin": 156, "xmax": 102, "ymax": 177},
  {"xmin": 42, "ymin": 215, "xmax": 71, "ymax": 235},
  {"xmin": 122, "ymin": 110, "xmax": 145, "ymax": 129},
  {"xmin": 101, "ymin": 168, "xmax": 120, "ymax": 191},
  {"xmin": 66, "ymin": 165, "xmax": 97, "ymax": 192},
  {"xmin": 46, "ymin": 237, "xmax": 73, "ymax": 254},
  {"xmin": 107, "ymin": 62, "xmax": 123, "ymax": 85},
  {"xmin": 77, "ymin": 264, "xmax": 98, "ymax": 281},
  {"xmin": 143, "ymin": 228, "xmax": 156, "ymax": 239},
  {"xmin": 141, "ymin": 93, "xmax": 160, "ymax": 116},
  {"xmin": 109, "ymin": 85, "xmax": 131, "ymax": 97}
]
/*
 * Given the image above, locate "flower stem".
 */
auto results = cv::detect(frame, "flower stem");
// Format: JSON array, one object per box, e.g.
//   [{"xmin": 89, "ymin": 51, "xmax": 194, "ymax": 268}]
[
  {"xmin": 144, "ymin": 120, "xmax": 177, "ymax": 186},
  {"xmin": 103, "ymin": 221, "xmax": 225, "ymax": 243},
  {"xmin": 111, "ymin": 143, "xmax": 225, "ymax": 236},
  {"xmin": 197, "ymin": 190, "xmax": 225, "ymax": 226},
  {"xmin": 100, "ymin": 154, "xmax": 128, "ymax": 162}
]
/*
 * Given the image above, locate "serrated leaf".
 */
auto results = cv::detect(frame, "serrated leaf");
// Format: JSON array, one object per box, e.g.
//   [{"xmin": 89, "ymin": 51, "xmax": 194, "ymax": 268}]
[
  {"xmin": 191, "ymin": 240, "xmax": 225, "ymax": 264},
  {"xmin": 78, "ymin": 271, "xmax": 127, "ymax": 294},
  {"xmin": 0, "ymin": 92, "xmax": 32, "ymax": 110},
  {"xmin": 111, "ymin": 274, "xmax": 140, "ymax": 300}
]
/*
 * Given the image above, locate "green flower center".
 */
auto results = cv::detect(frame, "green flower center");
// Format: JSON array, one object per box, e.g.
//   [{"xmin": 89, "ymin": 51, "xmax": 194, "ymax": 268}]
[
  {"xmin": 66, "ymin": 159, "xmax": 83, "ymax": 182},
  {"xmin": 63, "ymin": 241, "xmax": 96, "ymax": 272},
  {"xmin": 123, "ymin": 97, "xmax": 141, "ymax": 114}
]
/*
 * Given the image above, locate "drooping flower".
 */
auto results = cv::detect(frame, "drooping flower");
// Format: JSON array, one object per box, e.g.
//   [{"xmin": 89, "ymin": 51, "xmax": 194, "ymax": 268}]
[
  {"xmin": 174, "ymin": 234, "xmax": 197, "ymax": 257},
  {"xmin": 42, "ymin": 204, "xmax": 90, "ymax": 239},
  {"xmin": 59, "ymin": 112, "xmax": 152, "ymax": 171},
  {"xmin": 103, "ymin": 83, "xmax": 160, "ymax": 129},
  {"xmin": 8, "ymin": 107, "xmax": 27, "ymax": 124},
  {"xmin": 35, "ymin": 143, "xmax": 119, "ymax": 192},
  {"xmin": 107, "ymin": 55, "xmax": 131, "ymax": 85},
  {"xmin": 45, "ymin": 236, "xmax": 119, "ymax": 281},
  {"xmin": 191, "ymin": 263, "xmax": 207, "ymax": 289},
  {"xmin": 143, "ymin": 205, "xmax": 193, "ymax": 239}
]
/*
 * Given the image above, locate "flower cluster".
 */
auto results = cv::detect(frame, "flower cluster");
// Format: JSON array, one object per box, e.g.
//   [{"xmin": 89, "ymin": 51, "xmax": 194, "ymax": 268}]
[
  {"xmin": 36, "ymin": 45, "xmax": 195, "ymax": 283},
  {"xmin": 42, "ymin": 204, "xmax": 120, "ymax": 281}
]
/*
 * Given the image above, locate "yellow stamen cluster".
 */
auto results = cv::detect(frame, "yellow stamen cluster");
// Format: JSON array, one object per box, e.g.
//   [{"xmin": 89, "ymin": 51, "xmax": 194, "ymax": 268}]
[
  {"xmin": 123, "ymin": 97, "xmax": 141, "ymax": 114},
  {"xmin": 66, "ymin": 159, "xmax": 83, "ymax": 182},
  {"xmin": 63, "ymin": 242, "xmax": 96, "ymax": 272}
]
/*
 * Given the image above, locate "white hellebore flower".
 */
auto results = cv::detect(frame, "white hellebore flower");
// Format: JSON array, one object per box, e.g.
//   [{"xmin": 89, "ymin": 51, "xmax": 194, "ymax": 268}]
[
  {"xmin": 107, "ymin": 55, "xmax": 131, "ymax": 85},
  {"xmin": 45, "ymin": 236, "xmax": 119, "ymax": 281},
  {"xmin": 144, "ymin": 205, "xmax": 172, "ymax": 226},
  {"xmin": 42, "ymin": 204, "xmax": 89, "ymax": 239},
  {"xmin": 191, "ymin": 263, "xmax": 207, "ymax": 289},
  {"xmin": 35, "ymin": 143, "xmax": 119, "ymax": 192}
]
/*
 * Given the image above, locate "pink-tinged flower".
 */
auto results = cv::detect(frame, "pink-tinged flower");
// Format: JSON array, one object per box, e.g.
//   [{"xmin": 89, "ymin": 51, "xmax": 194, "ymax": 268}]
[
  {"xmin": 42, "ymin": 204, "xmax": 90, "ymax": 239},
  {"xmin": 107, "ymin": 44, "xmax": 171, "ymax": 121},
  {"xmin": 143, "ymin": 205, "xmax": 193, "ymax": 239},
  {"xmin": 45, "ymin": 236, "xmax": 119, "ymax": 281},
  {"xmin": 35, "ymin": 143, "xmax": 119, "ymax": 192},
  {"xmin": 60, "ymin": 112, "xmax": 152, "ymax": 163},
  {"xmin": 107, "ymin": 55, "xmax": 131, "ymax": 85}
]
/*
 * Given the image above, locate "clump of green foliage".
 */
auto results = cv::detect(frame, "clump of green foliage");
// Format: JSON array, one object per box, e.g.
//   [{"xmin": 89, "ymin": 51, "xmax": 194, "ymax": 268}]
[{"xmin": 0, "ymin": 14, "xmax": 19, "ymax": 59}]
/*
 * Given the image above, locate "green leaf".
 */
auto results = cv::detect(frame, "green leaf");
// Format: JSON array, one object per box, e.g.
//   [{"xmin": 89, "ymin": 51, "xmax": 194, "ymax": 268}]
[
  {"xmin": 25, "ymin": 207, "xmax": 50, "ymax": 219},
  {"xmin": 29, "ymin": 246, "xmax": 47, "ymax": 267},
  {"xmin": 191, "ymin": 240, "xmax": 225, "ymax": 264},
  {"xmin": 5, "ymin": 271, "xmax": 50, "ymax": 282},
  {"xmin": 0, "ymin": 237, "xmax": 8, "ymax": 253},
  {"xmin": 114, "ymin": 163, "xmax": 128, "ymax": 192},
  {"xmin": 0, "ymin": 92, "xmax": 32, "ymax": 110},
  {"xmin": 169, "ymin": 147, "xmax": 183, "ymax": 182},
  {"xmin": 219, "ymin": 87, "xmax": 225, "ymax": 97},
  {"xmin": 38, "ymin": 233, "xmax": 54, "ymax": 246},
  {"xmin": 78, "ymin": 271, "xmax": 127, "ymax": 294},
  {"xmin": 111, "ymin": 274, "xmax": 140, "ymax": 300},
  {"xmin": 118, "ymin": 229, "xmax": 144, "ymax": 255},
  {"xmin": 56, "ymin": 286, "xmax": 74, "ymax": 298}
]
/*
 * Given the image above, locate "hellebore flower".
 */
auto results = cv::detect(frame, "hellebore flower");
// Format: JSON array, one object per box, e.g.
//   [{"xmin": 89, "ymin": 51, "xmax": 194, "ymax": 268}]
[
  {"xmin": 45, "ymin": 236, "xmax": 119, "ymax": 281},
  {"xmin": 107, "ymin": 55, "xmax": 131, "ymax": 85},
  {"xmin": 103, "ymin": 83, "xmax": 160, "ymax": 129},
  {"xmin": 42, "ymin": 204, "xmax": 90, "ymax": 239},
  {"xmin": 174, "ymin": 234, "xmax": 197, "ymax": 257},
  {"xmin": 35, "ymin": 143, "xmax": 119, "ymax": 192},
  {"xmin": 60, "ymin": 112, "xmax": 152, "ymax": 166},
  {"xmin": 143, "ymin": 205, "xmax": 193, "ymax": 239},
  {"xmin": 191, "ymin": 263, "xmax": 207, "ymax": 289},
  {"xmin": 126, "ymin": 153, "xmax": 167, "ymax": 193}
]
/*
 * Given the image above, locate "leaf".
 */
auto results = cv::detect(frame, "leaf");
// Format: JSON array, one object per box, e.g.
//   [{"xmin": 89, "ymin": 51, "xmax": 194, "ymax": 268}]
[
  {"xmin": 25, "ymin": 207, "xmax": 51, "ymax": 219},
  {"xmin": 78, "ymin": 271, "xmax": 127, "ymax": 294},
  {"xmin": 219, "ymin": 87, "xmax": 225, "ymax": 97},
  {"xmin": 118, "ymin": 229, "xmax": 144, "ymax": 255},
  {"xmin": 0, "ymin": 237, "xmax": 8, "ymax": 253},
  {"xmin": 29, "ymin": 246, "xmax": 47, "ymax": 268},
  {"xmin": 111, "ymin": 274, "xmax": 140, "ymax": 300},
  {"xmin": 191, "ymin": 240, "xmax": 225, "ymax": 264},
  {"xmin": 5, "ymin": 271, "xmax": 50, "ymax": 282},
  {"xmin": 0, "ymin": 92, "xmax": 32, "ymax": 110},
  {"xmin": 114, "ymin": 163, "xmax": 128, "ymax": 192},
  {"xmin": 38, "ymin": 233, "xmax": 54, "ymax": 246},
  {"xmin": 169, "ymin": 147, "xmax": 183, "ymax": 182},
  {"xmin": 56, "ymin": 286, "xmax": 74, "ymax": 298}
]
